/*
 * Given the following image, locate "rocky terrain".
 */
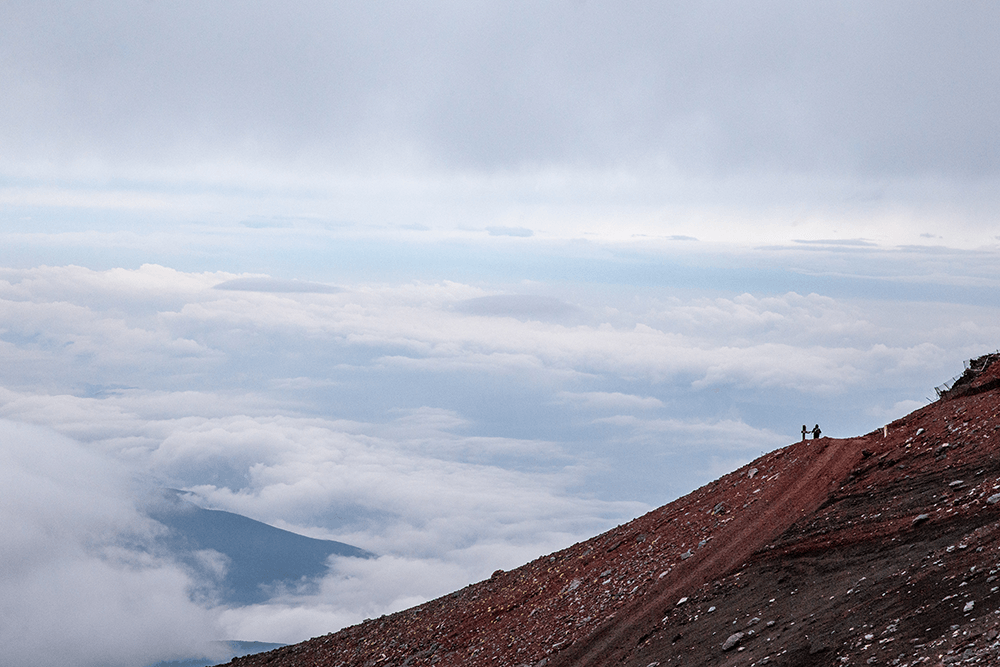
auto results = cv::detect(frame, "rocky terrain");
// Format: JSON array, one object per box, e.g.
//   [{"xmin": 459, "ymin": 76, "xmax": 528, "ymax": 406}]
[{"xmin": 225, "ymin": 353, "xmax": 1000, "ymax": 666}]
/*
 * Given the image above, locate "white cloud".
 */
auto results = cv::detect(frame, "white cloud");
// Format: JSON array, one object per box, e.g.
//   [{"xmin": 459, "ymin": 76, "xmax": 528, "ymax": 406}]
[
  {"xmin": 213, "ymin": 277, "xmax": 342, "ymax": 293},
  {"xmin": 0, "ymin": 420, "xmax": 221, "ymax": 667},
  {"xmin": 598, "ymin": 415, "xmax": 789, "ymax": 453},
  {"xmin": 866, "ymin": 399, "xmax": 929, "ymax": 424},
  {"xmin": 0, "ymin": 265, "xmax": 881, "ymax": 398},
  {"xmin": 558, "ymin": 391, "xmax": 664, "ymax": 411}
]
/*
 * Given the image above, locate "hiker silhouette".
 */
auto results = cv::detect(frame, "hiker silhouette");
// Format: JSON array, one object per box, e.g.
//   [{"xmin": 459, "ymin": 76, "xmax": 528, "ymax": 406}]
[{"xmin": 812, "ymin": 424, "xmax": 822, "ymax": 439}]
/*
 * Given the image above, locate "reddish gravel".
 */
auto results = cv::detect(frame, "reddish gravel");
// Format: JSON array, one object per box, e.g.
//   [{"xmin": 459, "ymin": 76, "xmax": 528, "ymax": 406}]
[
  {"xmin": 550, "ymin": 435, "xmax": 862, "ymax": 667},
  {"xmin": 226, "ymin": 353, "xmax": 1000, "ymax": 667}
]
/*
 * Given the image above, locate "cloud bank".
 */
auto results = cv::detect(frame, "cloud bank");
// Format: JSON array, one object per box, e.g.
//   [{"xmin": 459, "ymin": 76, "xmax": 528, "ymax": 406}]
[
  {"xmin": 0, "ymin": 420, "xmax": 221, "ymax": 667},
  {"xmin": 0, "ymin": 258, "xmax": 998, "ymax": 653}
]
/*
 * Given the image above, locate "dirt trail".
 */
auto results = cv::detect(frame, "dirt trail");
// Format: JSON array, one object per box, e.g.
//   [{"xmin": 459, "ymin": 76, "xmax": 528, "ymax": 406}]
[{"xmin": 550, "ymin": 436, "xmax": 864, "ymax": 667}]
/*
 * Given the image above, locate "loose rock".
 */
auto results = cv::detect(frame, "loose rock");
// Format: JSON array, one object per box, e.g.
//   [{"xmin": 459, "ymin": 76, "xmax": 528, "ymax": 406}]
[{"xmin": 722, "ymin": 632, "xmax": 745, "ymax": 651}]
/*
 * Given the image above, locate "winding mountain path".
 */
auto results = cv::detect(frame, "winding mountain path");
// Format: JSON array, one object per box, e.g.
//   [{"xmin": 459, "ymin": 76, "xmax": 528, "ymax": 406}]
[{"xmin": 550, "ymin": 435, "xmax": 864, "ymax": 667}]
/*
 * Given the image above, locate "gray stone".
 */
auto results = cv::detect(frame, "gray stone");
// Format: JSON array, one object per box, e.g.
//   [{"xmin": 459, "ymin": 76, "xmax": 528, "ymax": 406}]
[{"xmin": 722, "ymin": 632, "xmax": 745, "ymax": 651}]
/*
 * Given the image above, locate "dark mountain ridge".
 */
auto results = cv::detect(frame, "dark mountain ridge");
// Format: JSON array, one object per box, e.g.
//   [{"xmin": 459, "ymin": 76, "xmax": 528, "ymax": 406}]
[
  {"xmin": 225, "ymin": 353, "xmax": 1000, "ymax": 666},
  {"xmin": 149, "ymin": 489, "xmax": 373, "ymax": 606}
]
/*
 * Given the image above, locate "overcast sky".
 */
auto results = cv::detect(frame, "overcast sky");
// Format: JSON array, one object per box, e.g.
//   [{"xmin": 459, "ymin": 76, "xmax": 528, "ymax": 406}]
[{"xmin": 3, "ymin": 3, "xmax": 1000, "ymax": 666}]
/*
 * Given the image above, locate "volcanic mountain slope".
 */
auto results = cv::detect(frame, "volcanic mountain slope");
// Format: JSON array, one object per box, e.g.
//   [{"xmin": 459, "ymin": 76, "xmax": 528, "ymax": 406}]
[
  {"xmin": 149, "ymin": 489, "xmax": 373, "ymax": 606},
  {"xmin": 227, "ymin": 353, "xmax": 1000, "ymax": 667}
]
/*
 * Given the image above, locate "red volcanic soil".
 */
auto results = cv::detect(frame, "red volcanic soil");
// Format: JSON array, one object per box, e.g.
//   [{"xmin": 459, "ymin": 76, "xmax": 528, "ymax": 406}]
[{"xmin": 228, "ymin": 354, "xmax": 1000, "ymax": 667}]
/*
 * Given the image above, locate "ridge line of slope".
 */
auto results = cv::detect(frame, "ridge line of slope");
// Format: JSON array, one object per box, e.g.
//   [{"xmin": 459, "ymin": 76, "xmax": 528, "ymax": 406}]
[{"xmin": 550, "ymin": 435, "xmax": 863, "ymax": 666}]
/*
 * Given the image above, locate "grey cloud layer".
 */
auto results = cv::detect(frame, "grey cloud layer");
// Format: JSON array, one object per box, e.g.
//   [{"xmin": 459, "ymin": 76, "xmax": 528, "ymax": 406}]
[{"xmin": 3, "ymin": 1, "xmax": 999, "ymax": 178}]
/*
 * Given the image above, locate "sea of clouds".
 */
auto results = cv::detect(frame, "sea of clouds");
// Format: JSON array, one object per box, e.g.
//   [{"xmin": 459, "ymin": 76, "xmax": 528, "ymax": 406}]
[{"xmin": 1, "ymin": 259, "xmax": 998, "ymax": 666}]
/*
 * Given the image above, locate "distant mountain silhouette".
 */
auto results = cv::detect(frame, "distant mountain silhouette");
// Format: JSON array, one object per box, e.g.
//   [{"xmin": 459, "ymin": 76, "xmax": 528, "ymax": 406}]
[{"xmin": 148, "ymin": 490, "xmax": 374, "ymax": 606}]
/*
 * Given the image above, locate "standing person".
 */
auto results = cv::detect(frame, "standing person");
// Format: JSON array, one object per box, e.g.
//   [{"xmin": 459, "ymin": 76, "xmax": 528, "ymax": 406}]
[
  {"xmin": 812, "ymin": 424, "xmax": 822, "ymax": 439},
  {"xmin": 801, "ymin": 425, "xmax": 808, "ymax": 441}
]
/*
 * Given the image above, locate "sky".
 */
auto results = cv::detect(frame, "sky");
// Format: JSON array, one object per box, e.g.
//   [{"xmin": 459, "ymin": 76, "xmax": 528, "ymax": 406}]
[{"xmin": 2, "ymin": 2, "xmax": 1000, "ymax": 666}]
